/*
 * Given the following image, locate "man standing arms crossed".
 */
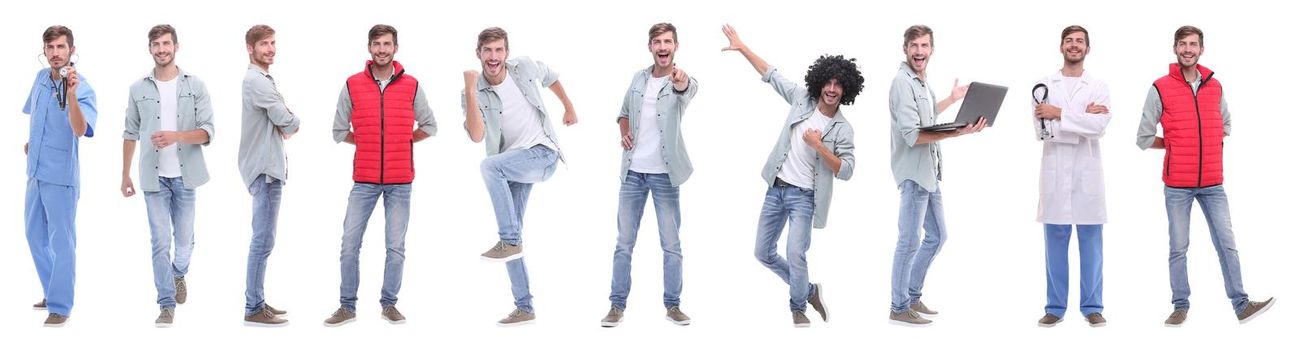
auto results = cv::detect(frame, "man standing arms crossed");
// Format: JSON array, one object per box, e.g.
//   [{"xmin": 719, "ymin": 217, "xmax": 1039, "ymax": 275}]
[
  {"xmin": 462, "ymin": 27, "xmax": 578, "ymax": 326},
  {"xmin": 1030, "ymin": 25, "xmax": 1112, "ymax": 328},
  {"xmin": 240, "ymin": 24, "xmax": 298, "ymax": 327},
  {"xmin": 601, "ymin": 22, "xmax": 699, "ymax": 328},
  {"xmin": 121, "ymin": 24, "xmax": 215, "ymax": 327}
]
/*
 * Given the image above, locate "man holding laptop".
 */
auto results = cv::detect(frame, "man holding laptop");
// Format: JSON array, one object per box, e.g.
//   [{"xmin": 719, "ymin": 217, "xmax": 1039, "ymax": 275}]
[{"xmin": 887, "ymin": 24, "xmax": 989, "ymax": 327}]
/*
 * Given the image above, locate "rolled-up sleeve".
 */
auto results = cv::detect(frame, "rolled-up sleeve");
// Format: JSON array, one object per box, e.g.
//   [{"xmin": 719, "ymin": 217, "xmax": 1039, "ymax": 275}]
[
  {"xmin": 531, "ymin": 59, "xmax": 559, "ymax": 88},
  {"xmin": 413, "ymin": 85, "xmax": 437, "ymax": 137},
  {"xmin": 833, "ymin": 124, "xmax": 856, "ymax": 181},
  {"xmin": 193, "ymin": 78, "xmax": 215, "ymax": 146},
  {"xmin": 251, "ymin": 76, "xmax": 299, "ymax": 134},
  {"xmin": 123, "ymin": 88, "xmax": 142, "ymax": 141},
  {"xmin": 890, "ymin": 76, "xmax": 922, "ymax": 147}
]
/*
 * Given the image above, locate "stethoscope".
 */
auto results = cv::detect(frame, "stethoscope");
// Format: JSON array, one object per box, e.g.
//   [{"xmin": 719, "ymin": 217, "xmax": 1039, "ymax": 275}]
[
  {"xmin": 38, "ymin": 53, "xmax": 78, "ymax": 110},
  {"xmin": 1032, "ymin": 83, "xmax": 1051, "ymax": 140}
]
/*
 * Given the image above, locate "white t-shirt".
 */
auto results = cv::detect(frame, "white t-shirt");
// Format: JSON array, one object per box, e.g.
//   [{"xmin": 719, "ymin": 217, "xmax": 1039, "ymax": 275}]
[
  {"xmin": 156, "ymin": 78, "xmax": 181, "ymax": 178},
  {"xmin": 494, "ymin": 73, "xmax": 554, "ymax": 152},
  {"xmin": 1062, "ymin": 76, "xmax": 1080, "ymax": 98},
  {"xmin": 776, "ymin": 108, "xmax": 833, "ymax": 189},
  {"xmin": 629, "ymin": 75, "xmax": 670, "ymax": 174}
]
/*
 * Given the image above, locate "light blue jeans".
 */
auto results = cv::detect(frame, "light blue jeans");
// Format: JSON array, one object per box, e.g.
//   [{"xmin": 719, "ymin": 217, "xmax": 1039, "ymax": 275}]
[
  {"xmin": 339, "ymin": 183, "xmax": 411, "ymax": 311},
  {"xmin": 754, "ymin": 183, "xmax": 816, "ymax": 312},
  {"xmin": 144, "ymin": 176, "xmax": 196, "ymax": 310},
  {"xmin": 481, "ymin": 145, "xmax": 558, "ymax": 312},
  {"xmin": 245, "ymin": 175, "xmax": 282, "ymax": 316},
  {"xmin": 1043, "ymin": 224, "xmax": 1103, "ymax": 317},
  {"xmin": 890, "ymin": 180, "xmax": 947, "ymax": 313},
  {"xmin": 609, "ymin": 171, "xmax": 682, "ymax": 310},
  {"xmin": 1165, "ymin": 185, "xmax": 1249, "ymax": 314}
]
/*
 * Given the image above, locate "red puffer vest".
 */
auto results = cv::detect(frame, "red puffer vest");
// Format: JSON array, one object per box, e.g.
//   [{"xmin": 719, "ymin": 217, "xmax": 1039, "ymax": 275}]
[
  {"xmin": 1154, "ymin": 63, "xmax": 1223, "ymax": 188},
  {"xmin": 347, "ymin": 60, "xmax": 417, "ymax": 184}
]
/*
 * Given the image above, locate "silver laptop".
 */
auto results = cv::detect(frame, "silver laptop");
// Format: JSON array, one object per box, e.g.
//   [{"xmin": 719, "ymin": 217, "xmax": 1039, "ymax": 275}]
[{"xmin": 919, "ymin": 82, "xmax": 1008, "ymax": 132}]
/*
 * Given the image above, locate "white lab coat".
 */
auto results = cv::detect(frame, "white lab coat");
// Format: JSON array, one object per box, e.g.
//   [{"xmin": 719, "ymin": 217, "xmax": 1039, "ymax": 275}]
[{"xmin": 1032, "ymin": 71, "xmax": 1111, "ymax": 225}]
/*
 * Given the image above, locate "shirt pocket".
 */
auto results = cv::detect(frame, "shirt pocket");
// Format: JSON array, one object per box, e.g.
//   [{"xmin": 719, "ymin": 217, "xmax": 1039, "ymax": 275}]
[
  {"xmin": 133, "ymin": 94, "xmax": 161, "ymax": 129},
  {"xmin": 913, "ymin": 91, "xmax": 933, "ymax": 123},
  {"xmin": 178, "ymin": 91, "xmax": 198, "ymax": 128}
]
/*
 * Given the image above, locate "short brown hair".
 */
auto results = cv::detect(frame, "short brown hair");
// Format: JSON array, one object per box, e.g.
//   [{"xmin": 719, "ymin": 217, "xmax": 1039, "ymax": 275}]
[
  {"xmin": 903, "ymin": 25, "xmax": 933, "ymax": 47},
  {"xmin": 648, "ymin": 22, "xmax": 677, "ymax": 44},
  {"xmin": 43, "ymin": 25, "xmax": 73, "ymax": 47},
  {"xmin": 149, "ymin": 24, "xmax": 177, "ymax": 44},
  {"xmin": 369, "ymin": 24, "xmax": 398, "ymax": 45},
  {"xmin": 245, "ymin": 24, "xmax": 275, "ymax": 47},
  {"xmin": 1174, "ymin": 25, "xmax": 1203, "ymax": 46},
  {"xmin": 477, "ymin": 27, "xmax": 508, "ymax": 50},
  {"xmin": 1060, "ymin": 25, "xmax": 1088, "ymax": 45}
]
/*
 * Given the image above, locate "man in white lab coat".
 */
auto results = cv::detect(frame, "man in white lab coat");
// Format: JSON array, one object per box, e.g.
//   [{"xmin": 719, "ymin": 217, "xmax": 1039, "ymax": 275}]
[{"xmin": 1031, "ymin": 25, "xmax": 1112, "ymax": 328}]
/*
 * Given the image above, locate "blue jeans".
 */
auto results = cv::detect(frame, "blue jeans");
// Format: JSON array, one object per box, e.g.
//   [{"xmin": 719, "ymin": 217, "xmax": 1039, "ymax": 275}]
[
  {"xmin": 25, "ymin": 177, "xmax": 78, "ymax": 316},
  {"xmin": 609, "ymin": 171, "xmax": 683, "ymax": 310},
  {"xmin": 144, "ymin": 177, "xmax": 196, "ymax": 310},
  {"xmin": 481, "ymin": 145, "xmax": 557, "ymax": 312},
  {"xmin": 245, "ymin": 175, "xmax": 282, "ymax": 316},
  {"xmin": 754, "ymin": 184, "xmax": 816, "ymax": 311},
  {"xmin": 1044, "ymin": 224, "xmax": 1103, "ymax": 317},
  {"xmin": 339, "ymin": 183, "xmax": 411, "ymax": 311},
  {"xmin": 890, "ymin": 180, "xmax": 947, "ymax": 313},
  {"xmin": 1164, "ymin": 185, "xmax": 1249, "ymax": 313}
]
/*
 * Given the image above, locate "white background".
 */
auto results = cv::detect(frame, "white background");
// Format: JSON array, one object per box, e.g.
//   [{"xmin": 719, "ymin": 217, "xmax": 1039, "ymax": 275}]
[{"xmin": 0, "ymin": 0, "xmax": 1291, "ymax": 348}]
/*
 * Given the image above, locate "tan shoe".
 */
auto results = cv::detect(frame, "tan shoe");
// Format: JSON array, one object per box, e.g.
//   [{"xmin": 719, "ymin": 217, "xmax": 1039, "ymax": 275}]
[
  {"xmin": 1164, "ymin": 308, "xmax": 1188, "ymax": 327},
  {"xmin": 244, "ymin": 306, "xmax": 289, "ymax": 327},
  {"xmin": 1037, "ymin": 313, "xmax": 1062, "ymax": 327},
  {"xmin": 910, "ymin": 299, "xmax": 938, "ymax": 317},
  {"xmin": 156, "ymin": 308, "xmax": 175, "ymax": 328},
  {"xmin": 497, "ymin": 308, "xmax": 535, "ymax": 327},
  {"xmin": 264, "ymin": 303, "xmax": 288, "ymax": 316},
  {"xmin": 33, "ymin": 299, "xmax": 47, "ymax": 310},
  {"xmin": 1237, "ymin": 297, "xmax": 1276, "ymax": 324},
  {"xmin": 43, "ymin": 313, "xmax": 69, "ymax": 328},
  {"xmin": 792, "ymin": 310, "xmax": 811, "ymax": 328},
  {"xmin": 600, "ymin": 307, "xmax": 624, "ymax": 328},
  {"xmin": 323, "ymin": 307, "xmax": 355, "ymax": 327},
  {"xmin": 1086, "ymin": 313, "xmax": 1107, "ymax": 327},
  {"xmin": 382, "ymin": 305, "xmax": 406, "ymax": 325},
  {"xmin": 481, "ymin": 241, "xmax": 524, "ymax": 262},
  {"xmin": 889, "ymin": 310, "xmax": 933, "ymax": 327},
  {"xmin": 807, "ymin": 283, "xmax": 828, "ymax": 322},
  {"xmin": 174, "ymin": 277, "xmax": 188, "ymax": 305},
  {"xmin": 665, "ymin": 306, "xmax": 691, "ymax": 326}
]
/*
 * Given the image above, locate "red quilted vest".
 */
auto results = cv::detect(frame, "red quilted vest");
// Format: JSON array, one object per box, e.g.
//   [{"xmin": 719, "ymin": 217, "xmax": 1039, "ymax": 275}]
[
  {"xmin": 347, "ymin": 60, "xmax": 417, "ymax": 184},
  {"xmin": 1154, "ymin": 63, "xmax": 1223, "ymax": 188}
]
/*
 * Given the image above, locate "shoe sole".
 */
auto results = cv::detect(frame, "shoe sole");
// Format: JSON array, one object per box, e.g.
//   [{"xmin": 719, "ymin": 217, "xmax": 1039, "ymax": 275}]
[
  {"xmin": 383, "ymin": 317, "xmax": 407, "ymax": 325},
  {"xmin": 665, "ymin": 316, "xmax": 691, "ymax": 326},
  {"xmin": 496, "ymin": 319, "xmax": 535, "ymax": 327},
  {"xmin": 243, "ymin": 321, "xmax": 290, "ymax": 327},
  {"xmin": 1038, "ymin": 320, "xmax": 1061, "ymax": 328},
  {"xmin": 811, "ymin": 283, "xmax": 829, "ymax": 322},
  {"xmin": 43, "ymin": 323, "xmax": 66, "ymax": 328},
  {"xmin": 34, "ymin": 306, "xmax": 47, "ymax": 311},
  {"xmin": 323, "ymin": 318, "xmax": 355, "ymax": 327},
  {"xmin": 480, "ymin": 252, "xmax": 524, "ymax": 263},
  {"xmin": 1238, "ymin": 298, "xmax": 1276, "ymax": 324},
  {"xmin": 888, "ymin": 319, "xmax": 933, "ymax": 327},
  {"xmin": 601, "ymin": 320, "xmax": 621, "ymax": 327},
  {"xmin": 1089, "ymin": 322, "xmax": 1107, "ymax": 328},
  {"xmin": 794, "ymin": 323, "xmax": 810, "ymax": 328},
  {"xmin": 155, "ymin": 322, "xmax": 173, "ymax": 328}
]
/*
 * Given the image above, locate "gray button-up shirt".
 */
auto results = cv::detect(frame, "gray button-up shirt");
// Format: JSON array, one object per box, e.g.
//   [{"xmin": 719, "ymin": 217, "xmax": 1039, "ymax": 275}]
[
  {"xmin": 617, "ymin": 66, "xmax": 699, "ymax": 187},
  {"xmin": 1136, "ymin": 70, "xmax": 1231, "ymax": 150},
  {"xmin": 123, "ymin": 68, "xmax": 215, "ymax": 192},
  {"xmin": 239, "ymin": 64, "xmax": 300, "ymax": 189},
  {"xmin": 759, "ymin": 67, "xmax": 856, "ymax": 229},
  {"xmin": 889, "ymin": 62, "xmax": 943, "ymax": 192},
  {"xmin": 461, "ymin": 57, "xmax": 565, "ymax": 160}
]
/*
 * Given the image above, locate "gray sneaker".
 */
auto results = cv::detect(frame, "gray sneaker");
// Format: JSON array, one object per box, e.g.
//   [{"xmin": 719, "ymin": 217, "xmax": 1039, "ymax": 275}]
[
  {"xmin": 1038, "ymin": 313, "xmax": 1062, "ymax": 327},
  {"xmin": 323, "ymin": 307, "xmax": 356, "ymax": 327},
  {"xmin": 910, "ymin": 299, "xmax": 938, "ymax": 317},
  {"xmin": 1086, "ymin": 312, "xmax": 1107, "ymax": 327},
  {"xmin": 807, "ymin": 283, "xmax": 828, "ymax": 322},
  {"xmin": 264, "ymin": 303, "xmax": 288, "ymax": 316},
  {"xmin": 33, "ymin": 299, "xmax": 47, "ymax": 310},
  {"xmin": 1164, "ymin": 308, "xmax": 1188, "ymax": 327},
  {"xmin": 43, "ymin": 313, "xmax": 69, "ymax": 328},
  {"xmin": 1237, "ymin": 297, "xmax": 1276, "ymax": 324},
  {"xmin": 666, "ymin": 306, "xmax": 691, "ymax": 326},
  {"xmin": 497, "ymin": 308, "xmax": 535, "ymax": 327},
  {"xmin": 382, "ymin": 305, "xmax": 406, "ymax": 325},
  {"xmin": 156, "ymin": 308, "xmax": 175, "ymax": 328},
  {"xmin": 175, "ymin": 277, "xmax": 188, "ymax": 305},
  {"xmin": 889, "ymin": 310, "xmax": 933, "ymax": 327},
  {"xmin": 481, "ymin": 241, "xmax": 524, "ymax": 262},
  {"xmin": 792, "ymin": 310, "xmax": 811, "ymax": 328},
  {"xmin": 244, "ymin": 307, "xmax": 289, "ymax": 327},
  {"xmin": 600, "ymin": 307, "xmax": 624, "ymax": 328}
]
